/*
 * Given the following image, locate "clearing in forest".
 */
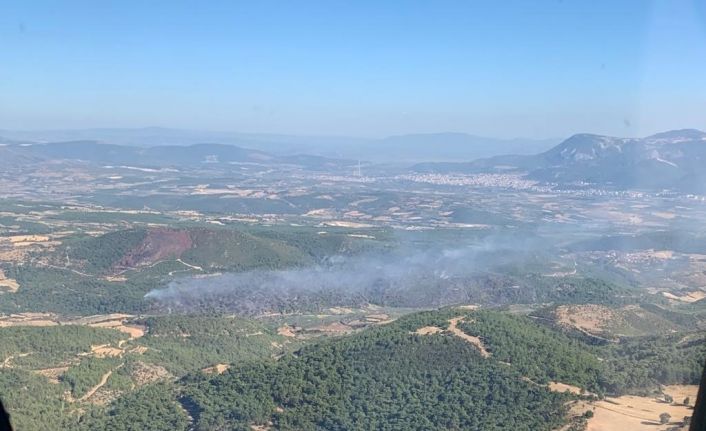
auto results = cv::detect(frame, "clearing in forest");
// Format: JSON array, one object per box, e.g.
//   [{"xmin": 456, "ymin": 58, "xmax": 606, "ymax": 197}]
[
  {"xmin": 411, "ymin": 317, "xmax": 490, "ymax": 357},
  {"xmin": 86, "ymin": 344, "xmax": 123, "ymax": 358},
  {"xmin": 277, "ymin": 325, "xmax": 297, "ymax": 337},
  {"xmin": 130, "ymin": 361, "xmax": 171, "ymax": 385},
  {"xmin": 0, "ymin": 312, "xmax": 59, "ymax": 327},
  {"xmin": 85, "ymin": 318, "xmax": 146, "ymax": 339},
  {"xmin": 34, "ymin": 366, "xmax": 70, "ymax": 384},
  {"xmin": 580, "ymin": 385, "xmax": 697, "ymax": 431},
  {"xmin": 548, "ymin": 382, "xmax": 583, "ymax": 395},
  {"xmin": 554, "ymin": 304, "xmax": 615, "ymax": 335},
  {"xmin": 202, "ymin": 363, "xmax": 230, "ymax": 375},
  {"xmin": 0, "ymin": 269, "xmax": 19, "ymax": 292},
  {"xmin": 414, "ymin": 326, "xmax": 443, "ymax": 335}
]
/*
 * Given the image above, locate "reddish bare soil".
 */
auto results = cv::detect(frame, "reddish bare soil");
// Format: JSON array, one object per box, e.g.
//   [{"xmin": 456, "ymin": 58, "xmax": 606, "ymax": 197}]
[{"xmin": 115, "ymin": 228, "xmax": 192, "ymax": 270}]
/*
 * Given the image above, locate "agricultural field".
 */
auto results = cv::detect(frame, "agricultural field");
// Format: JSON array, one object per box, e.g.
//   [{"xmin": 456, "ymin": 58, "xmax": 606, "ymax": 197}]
[{"xmin": 0, "ymin": 156, "xmax": 704, "ymax": 430}]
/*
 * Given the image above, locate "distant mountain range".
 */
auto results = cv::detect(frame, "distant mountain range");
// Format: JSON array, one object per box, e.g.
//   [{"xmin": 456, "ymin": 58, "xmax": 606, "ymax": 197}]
[
  {"xmin": 0, "ymin": 128, "xmax": 558, "ymax": 163},
  {"xmin": 0, "ymin": 140, "xmax": 352, "ymax": 171},
  {"xmin": 414, "ymin": 129, "xmax": 706, "ymax": 192},
  {"xmin": 3, "ymin": 128, "xmax": 705, "ymax": 192}
]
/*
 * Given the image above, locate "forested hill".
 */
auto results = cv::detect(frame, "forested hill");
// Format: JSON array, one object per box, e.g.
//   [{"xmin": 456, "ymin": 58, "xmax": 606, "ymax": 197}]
[
  {"xmin": 0, "ymin": 225, "xmax": 389, "ymax": 316},
  {"xmin": 145, "ymin": 310, "xmax": 577, "ymax": 431},
  {"xmin": 56, "ymin": 226, "xmax": 387, "ymax": 275},
  {"xmin": 152, "ymin": 309, "xmax": 702, "ymax": 431},
  {"xmin": 2, "ymin": 307, "xmax": 703, "ymax": 430}
]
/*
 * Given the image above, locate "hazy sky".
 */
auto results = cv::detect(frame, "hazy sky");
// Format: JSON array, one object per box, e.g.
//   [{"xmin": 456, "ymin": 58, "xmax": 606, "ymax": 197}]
[{"xmin": 1, "ymin": 0, "xmax": 705, "ymax": 138}]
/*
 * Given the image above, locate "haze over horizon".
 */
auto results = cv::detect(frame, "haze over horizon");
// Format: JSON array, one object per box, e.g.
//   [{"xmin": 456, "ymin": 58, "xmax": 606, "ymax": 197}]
[
  {"xmin": 2, "ymin": 3, "xmax": 706, "ymax": 429},
  {"xmin": 2, "ymin": 0, "xmax": 706, "ymax": 139},
  {"xmin": 2, "ymin": 125, "xmax": 705, "ymax": 142}
]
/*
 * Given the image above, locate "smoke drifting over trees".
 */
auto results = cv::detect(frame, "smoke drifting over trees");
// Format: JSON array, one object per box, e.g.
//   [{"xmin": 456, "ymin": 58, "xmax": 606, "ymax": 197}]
[{"xmin": 144, "ymin": 237, "xmax": 555, "ymax": 315}]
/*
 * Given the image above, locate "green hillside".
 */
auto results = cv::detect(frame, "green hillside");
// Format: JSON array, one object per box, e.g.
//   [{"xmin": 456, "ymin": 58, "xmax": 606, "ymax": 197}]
[
  {"xmin": 0, "ymin": 307, "xmax": 703, "ymax": 430},
  {"xmin": 182, "ymin": 228, "xmax": 307, "ymax": 271},
  {"xmin": 182, "ymin": 314, "xmax": 570, "ymax": 431},
  {"xmin": 0, "ymin": 225, "xmax": 389, "ymax": 316},
  {"xmin": 458, "ymin": 311, "xmax": 604, "ymax": 393}
]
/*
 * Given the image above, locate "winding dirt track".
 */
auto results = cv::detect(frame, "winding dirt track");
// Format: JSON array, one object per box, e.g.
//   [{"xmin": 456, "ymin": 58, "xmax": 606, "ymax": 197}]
[
  {"xmin": 79, "ymin": 363, "xmax": 124, "ymax": 402},
  {"xmin": 447, "ymin": 317, "xmax": 490, "ymax": 357}
]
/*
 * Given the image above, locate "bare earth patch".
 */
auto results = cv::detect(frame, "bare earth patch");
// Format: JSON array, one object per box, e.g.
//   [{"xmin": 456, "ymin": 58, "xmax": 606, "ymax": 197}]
[
  {"xmin": 0, "ymin": 312, "xmax": 59, "ymax": 328},
  {"xmin": 86, "ymin": 388, "xmax": 122, "ymax": 406},
  {"xmin": 130, "ymin": 361, "xmax": 172, "ymax": 385},
  {"xmin": 129, "ymin": 346, "xmax": 149, "ymax": 355},
  {"xmin": 447, "ymin": 317, "xmax": 490, "ymax": 358},
  {"xmin": 662, "ymin": 290, "xmax": 706, "ymax": 303},
  {"xmin": 0, "ymin": 249, "xmax": 29, "ymax": 262},
  {"xmin": 89, "ymin": 321, "xmax": 146, "ymax": 339},
  {"xmin": 0, "ymin": 269, "xmax": 19, "ymax": 292},
  {"xmin": 2, "ymin": 352, "xmax": 33, "ymax": 368},
  {"xmin": 584, "ymin": 385, "xmax": 697, "ymax": 431},
  {"xmin": 548, "ymin": 382, "xmax": 583, "ymax": 395},
  {"xmin": 364, "ymin": 314, "xmax": 391, "ymax": 323},
  {"xmin": 0, "ymin": 235, "xmax": 61, "ymax": 254},
  {"xmin": 277, "ymin": 325, "xmax": 297, "ymax": 337},
  {"xmin": 0, "ymin": 313, "xmax": 146, "ymax": 341},
  {"xmin": 308, "ymin": 321, "xmax": 353, "ymax": 334},
  {"xmin": 86, "ymin": 344, "xmax": 123, "ymax": 358},
  {"xmin": 70, "ymin": 314, "xmax": 147, "ymax": 339},
  {"xmin": 34, "ymin": 366, "xmax": 70, "ymax": 384},
  {"xmin": 104, "ymin": 275, "xmax": 127, "ymax": 282},
  {"xmin": 328, "ymin": 307, "xmax": 354, "ymax": 315},
  {"xmin": 413, "ymin": 326, "xmax": 443, "ymax": 335},
  {"xmin": 202, "ymin": 363, "xmax": 230, "ymax": 375},
  {"xmin": 555, "ymin": 304, "xmax": 616, "ymax": 336},
  {"xmin": 6, "ymin": 235, "xmax": 51, "ymax": 244},
  {"xmin": 650, "ymin": 250, "xmax": 674, "ymax": 259},
  {"xmin": 79, "ymin": 364, "xmax": 124, "ymax": 402},
  {"xmin": 113, "ymin": 228, "xmax": 192, "ymax": 272},
  {"xmin": 321, "ymin": 221, "xmax": 373, "ymax": 228}
]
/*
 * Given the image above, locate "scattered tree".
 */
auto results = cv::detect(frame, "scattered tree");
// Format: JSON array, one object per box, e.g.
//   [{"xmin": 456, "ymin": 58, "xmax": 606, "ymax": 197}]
[{"xmin": 659, "ymin": 412, "xmax": 671, "ymax": 425}]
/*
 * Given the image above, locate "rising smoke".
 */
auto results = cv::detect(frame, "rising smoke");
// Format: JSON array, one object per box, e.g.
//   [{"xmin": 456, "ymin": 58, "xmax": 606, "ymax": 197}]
[{"xmin": 145, "ymin": 233, "xmax": 559, "ymax": 315}]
